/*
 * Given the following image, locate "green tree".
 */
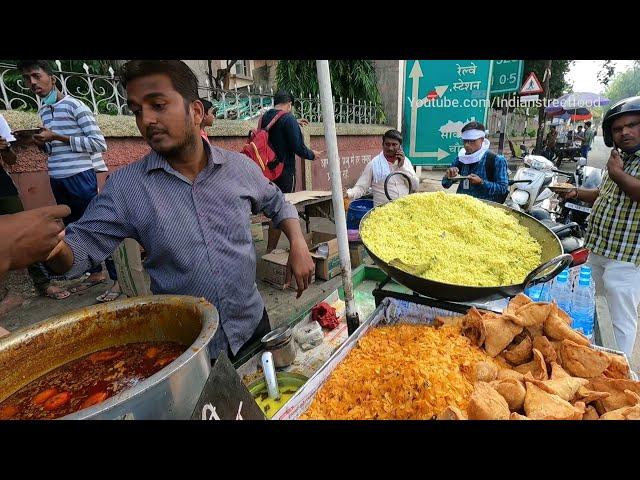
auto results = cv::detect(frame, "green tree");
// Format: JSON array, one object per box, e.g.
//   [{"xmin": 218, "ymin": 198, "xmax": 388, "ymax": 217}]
[
  {"xmin": 275, "ymin": 60, "xmax": 385, "ymax": 122},
  {"xmin": 605, "ymin": 62, "xmax": 640, "ymax": 104}
]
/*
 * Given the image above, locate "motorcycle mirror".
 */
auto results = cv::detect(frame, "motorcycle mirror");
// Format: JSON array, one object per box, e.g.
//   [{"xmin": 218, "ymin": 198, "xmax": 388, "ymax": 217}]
[{"xmin": 577, "ymin": 157, "xmax": 587, "ymax": 167}]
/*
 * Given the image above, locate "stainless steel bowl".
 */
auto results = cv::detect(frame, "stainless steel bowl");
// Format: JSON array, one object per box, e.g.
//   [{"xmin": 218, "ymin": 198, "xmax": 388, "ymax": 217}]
[
  {"xmin": 261, "ymin": 326, "xmax": 296, "ymax": 368},
  {"xmin": 0, "ymin": 295, "xmax": 219, "ymax": 420}
]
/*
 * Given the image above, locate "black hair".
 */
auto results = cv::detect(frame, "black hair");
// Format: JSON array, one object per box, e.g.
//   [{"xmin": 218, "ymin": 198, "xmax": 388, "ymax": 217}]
[
  {"xmin": 120, "ymin": 60, "xmax": 199, "ymax": 103},
  {"xmin": 200, "ymin": 98, "xmax": 213, "ymax": 113},
  {"xmin": 461, "ymin": 121, "xmax": 486, "ymax": 132},
  {"xmin": 382, "ymin": 129, "xmax": 403, "ymax": 144},
  {"xmin": 585, "ymin": 121, "xmax": 592, "ymax": 127},
  {"xmin": 274, "ymin": 90, "xmax": 295, "ymax": 105},
  {"xmin": 17, "ymin": 60, "xmax": 54, "ymax": 76}
]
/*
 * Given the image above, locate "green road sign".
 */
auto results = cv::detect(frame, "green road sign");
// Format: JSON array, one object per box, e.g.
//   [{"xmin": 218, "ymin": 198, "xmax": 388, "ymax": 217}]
[
  {"xmin": 490, "ymin": 60, "xmax": 524, "ymax": 95},
  {"xmin": 403, "ymin": 60, "xmax": 492, "ymax": 167}
]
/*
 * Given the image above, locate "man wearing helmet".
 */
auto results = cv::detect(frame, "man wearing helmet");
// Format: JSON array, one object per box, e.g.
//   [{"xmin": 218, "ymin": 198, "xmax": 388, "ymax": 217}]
[{"xmin": 561, "ymin": 96, "xmax": 640, "ymax": 357}]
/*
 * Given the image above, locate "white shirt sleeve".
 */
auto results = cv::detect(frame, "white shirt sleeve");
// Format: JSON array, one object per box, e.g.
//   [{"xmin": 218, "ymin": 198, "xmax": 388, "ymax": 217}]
[
  {"xmin": 347, "ymin": 161, "xmax": 374, "ymax": 199},
  {"xmin": 401, "ymin": 157, "xmax": 420, "ymax": 193},
  {"xmin": 0, "ymin": 115, "xmax": 16, "ymax": 142}
]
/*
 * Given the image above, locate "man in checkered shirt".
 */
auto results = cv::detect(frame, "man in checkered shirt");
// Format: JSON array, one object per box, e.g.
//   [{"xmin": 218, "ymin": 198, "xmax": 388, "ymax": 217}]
[{"xmin": 561, "ymin": 96, "xmax": 640, "ymax": 357}]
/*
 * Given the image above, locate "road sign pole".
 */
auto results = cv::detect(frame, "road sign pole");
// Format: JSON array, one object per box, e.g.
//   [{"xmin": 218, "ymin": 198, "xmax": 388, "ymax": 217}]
[{"xmin": 498, "ymin": 104, "xmax": 508, "ymax": 155}]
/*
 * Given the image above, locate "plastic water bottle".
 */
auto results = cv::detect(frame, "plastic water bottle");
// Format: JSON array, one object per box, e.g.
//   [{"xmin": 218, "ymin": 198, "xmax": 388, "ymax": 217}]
[
  {"xmin": 539, "ymin": 281, "xmax": 551, "ymax": 302},
  {"xmin": 524, "ymin": 283, "xmax": 543, "ymax": 301},
  {"xmin": 571, "ymin": 275, "xmax": 595, "ymax": 341},
  {"xmin": 549, "ymin": 271, "xmax": 572, "ymax": 315}
]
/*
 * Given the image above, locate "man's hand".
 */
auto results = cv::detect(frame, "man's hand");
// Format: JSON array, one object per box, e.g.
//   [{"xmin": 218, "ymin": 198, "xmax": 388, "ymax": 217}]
[
  {"xmin": 312, "ymin": 149, "xmax": 324, "ymax": 159},
  {"xmin": 0, "ymin": 205, "xmax": 70, "ymax": 272},
  {"xmin": 297, "ymin": 118, "xmax": 309, "ymax": 127},
  {"xmin": 395, "ymin": 150, "xmax": 405, "ymax": 168},
  {"xmin": 0, "ymin": 136, "xmax": 10, "ymax": 151},
  {"xmin": 607, "ymin": 149, "xmax": 624, "ymax": 179},
  {"xmin": 445, "ymin": 167, "xmax": 459, "ymax": 179},
  {"xmin": 33, "ymin": 127, "xmax": 59, "ymax": 145},
  {"xmin": 468, "ymin": 174, "xmax": 483, "ymax": 185},
  {"xmin": 284, "ymin": 239, "xmax": 315, "ymax": 298},
  {"xmin": 558, "ymin": 188, "xmax": 579, "ymax": 201}
]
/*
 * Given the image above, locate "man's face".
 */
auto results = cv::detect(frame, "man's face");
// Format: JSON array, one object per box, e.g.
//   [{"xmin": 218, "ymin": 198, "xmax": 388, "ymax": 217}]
[
  {"xmin": 611, "ymin": 113, "xmax": 640, "ymax": 150},
  {"xmin": 463, "ymin": 137, "xmax": 483, "ymax": 154},
  {"xmin": 382, "ymin": 138, "xmax": 401, "ymax": 157},
  {"xmin": 21, "ymin": 67, "xmax": 55, "ymax": 98},
  {"xmin": 126, "ymin": 74, "xmax": 203, "ymax": 157}
]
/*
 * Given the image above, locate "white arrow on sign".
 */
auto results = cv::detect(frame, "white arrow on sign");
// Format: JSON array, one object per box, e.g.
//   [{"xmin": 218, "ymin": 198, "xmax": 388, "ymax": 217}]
[
  {"xmin": 420, "ymin": 85, "xmax": 449, "ymax": 103},
  {"xmin": 411, "ymin": 148, "xmax": 450, "ymax": 160},
  {"xmin": 408, "ymin": 62, "xmax": 450, "ymax": 161},
  {"xmin": 409, "ymin": 61, "xmax": 422, "ymax": 157}
]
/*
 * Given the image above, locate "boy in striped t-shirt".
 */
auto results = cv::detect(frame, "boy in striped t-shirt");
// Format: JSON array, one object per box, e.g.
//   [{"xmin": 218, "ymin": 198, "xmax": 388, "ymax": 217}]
[{"xmin": 17, "ymin": 60, "xmax": 108, "ymax": 290}]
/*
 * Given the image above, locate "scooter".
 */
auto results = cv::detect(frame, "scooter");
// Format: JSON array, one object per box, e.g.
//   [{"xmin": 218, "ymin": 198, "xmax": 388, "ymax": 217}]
[
  {"xmin": 555, "ymin": 158, "xmax": 603, "ymax": 235},
  {"xmin": 504, "ymin": 154, "xmax": 589, "ymax": 266}
]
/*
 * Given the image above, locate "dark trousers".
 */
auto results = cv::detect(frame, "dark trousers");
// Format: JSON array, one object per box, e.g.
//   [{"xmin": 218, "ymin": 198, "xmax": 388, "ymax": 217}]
[
  {"xmin": 50, "ymin": 169, "xmax": 101, "ymax": 275},
  {"xmin": 105, "ymin": 257, "xmax": 118, "ymax": 282},
  {"xmin": 216, "ymin": 309, "xmax": 272, "ymax": 365},
  {"xmin": 0, "ymin": 195, "xmax": 51, "ymax": 294}
]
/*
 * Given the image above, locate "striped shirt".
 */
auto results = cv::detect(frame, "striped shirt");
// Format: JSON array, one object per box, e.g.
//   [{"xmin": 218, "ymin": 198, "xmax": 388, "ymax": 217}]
[
  {"xmin": 584, "ymin": 150, "xmax": 640, "ymax": 265},
  {"xmin": 38, "ymin": 96, "xmax": 107, "ymax": 178},
  {"xmin": 63, "ymin": 140, "xmax": 298, "ymax": 356}
]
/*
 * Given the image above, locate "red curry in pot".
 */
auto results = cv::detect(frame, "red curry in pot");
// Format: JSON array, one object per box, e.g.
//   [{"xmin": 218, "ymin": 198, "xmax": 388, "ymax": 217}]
[{"xmin": 0, "ymin": 341, "xmax": 186, "ymax": 420}]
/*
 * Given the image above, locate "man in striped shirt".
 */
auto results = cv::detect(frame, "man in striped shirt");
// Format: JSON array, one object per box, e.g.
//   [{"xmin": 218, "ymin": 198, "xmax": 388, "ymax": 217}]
[
  {"xmin": 561, "ymin": 96, "xmax": 640, "ymax": 357},
  {"xmin": 18, "ymin": 60, "xmax": 108, "ymax": 290},
  {"xmin": 45, "ymin": 60, "xmax": 315, "ymax": 362}
]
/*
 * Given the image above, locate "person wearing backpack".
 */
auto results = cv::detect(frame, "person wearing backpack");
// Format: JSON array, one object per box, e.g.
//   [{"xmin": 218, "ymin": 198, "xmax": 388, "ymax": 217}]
[
  {"xmin": 259, "ymin": 91, "xmax": 323, "ymax": 252},
  {"xmin": 441, "ymin": 121, "xmax": 509, "ymax": 203}
]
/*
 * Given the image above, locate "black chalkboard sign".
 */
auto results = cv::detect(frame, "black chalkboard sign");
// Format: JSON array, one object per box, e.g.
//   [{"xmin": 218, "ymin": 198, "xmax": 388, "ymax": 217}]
[{"xmin": 190, "ymin": 352, "xmax": 265, "ymax": 420}]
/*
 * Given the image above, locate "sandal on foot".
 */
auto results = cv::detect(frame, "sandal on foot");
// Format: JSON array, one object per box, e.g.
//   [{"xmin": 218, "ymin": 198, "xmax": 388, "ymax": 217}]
[
  {"xmin": 45, "ymin": 287, "xmax": 71, "ymax": 300},
  {"xmin": 96, "ymin": 291, "xmax": 122, "ymax": 303}
]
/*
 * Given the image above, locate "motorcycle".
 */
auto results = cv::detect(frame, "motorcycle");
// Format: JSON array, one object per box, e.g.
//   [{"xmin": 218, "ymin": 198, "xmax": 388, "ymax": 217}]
[
  {"xmin": 504, "ymin": 154, "xmax": 589, "ymax": 267},
  {"xmin": 554, "ymin": 157, "xmax": 603, "ymax": 235}
]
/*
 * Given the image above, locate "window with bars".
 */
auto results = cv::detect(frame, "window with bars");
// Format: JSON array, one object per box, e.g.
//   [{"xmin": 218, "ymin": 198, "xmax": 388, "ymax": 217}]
[{"xmin": 233, "ymin": 60, "xmax": 250, "ymax": 77}]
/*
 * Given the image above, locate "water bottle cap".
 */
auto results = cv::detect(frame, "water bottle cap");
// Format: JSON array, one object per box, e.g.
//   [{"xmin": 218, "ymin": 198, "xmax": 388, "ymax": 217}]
[
  {"xmin": 581, "ymin": 265, "xmax": 592, "ymax": 272},
  {"xmin": 557, "ymin": 274, "xmax": 568, "ymax": 283},
  {"xmin": 578, "ymin": 276, "xmax": 591, "ymax": 286},
  {"xmin": 579, "ymin": 271, "xmax": 591, "ymax": 279}
]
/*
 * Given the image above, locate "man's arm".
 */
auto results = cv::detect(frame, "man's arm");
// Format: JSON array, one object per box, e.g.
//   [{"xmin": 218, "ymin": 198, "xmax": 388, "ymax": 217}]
[
  {"xmin": 347, "ymin": 161, "xmax": 373, "ymax": 200},
  {"xmin": 442, "ymin": 159, "xmax": 461, "ymax": 189},
  {"xmin": 244, "ymin": 157, "xmax": 315, "ymax": 297},
  {"xmin": 607, "ymin": 149, "xmax": 640, "ymax": 202},
  {"xmin": 479, "ymin": 155, "xmax": 509, "ymax": 198},
  {"xmin": 283, "ymin": 115, "xmax": 315, "ymax": 160},
  {"xmin": 34, "ymin": 103, "xmax": 107, "ymax": 153},
  {"xmin": 401, "ymin": 158, "xmax": 420, "ymax": 192},
  {"xmin": 0, "ymin": 205, "xmax": 70, "ymax": 279},
  {"xmin": 0, "ymin": 137, "xmax": 17, "ymax": 165},
  {"xmin": 46, "ymin": 177, "xmax": 136, "ymax": 276}
]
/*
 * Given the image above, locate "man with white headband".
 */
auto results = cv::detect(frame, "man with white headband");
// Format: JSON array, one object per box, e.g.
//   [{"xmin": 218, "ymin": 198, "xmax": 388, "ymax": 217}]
[{"xmin": 441, "ymin": 121, "xmax": 509, "ymax": 203}]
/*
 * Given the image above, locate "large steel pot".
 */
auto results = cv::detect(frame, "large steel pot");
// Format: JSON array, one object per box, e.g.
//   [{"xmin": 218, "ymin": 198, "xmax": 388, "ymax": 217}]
[
  {"xmin": 360, "ymin": 197, "xmax": 573, "ymax": 301},
  {"xmin": 0, "ymin": 295, "xmax": 218, "ymax": 420}
]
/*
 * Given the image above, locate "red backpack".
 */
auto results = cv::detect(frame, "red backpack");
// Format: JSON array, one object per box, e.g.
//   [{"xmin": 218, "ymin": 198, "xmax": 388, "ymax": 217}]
[{"xmin": 241, "ymin": 110, "xmax": 287, "ymax": 181}]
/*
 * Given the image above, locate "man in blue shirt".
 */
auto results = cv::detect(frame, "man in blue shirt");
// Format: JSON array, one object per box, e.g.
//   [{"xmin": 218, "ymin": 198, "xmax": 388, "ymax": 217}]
[
  {"xmin": 441, "ymin": 121, "xmax": 509, "ymax": 203},
  {"xmin": 262, "ymin": 91, "xmax": 323, "ymax": 252}
]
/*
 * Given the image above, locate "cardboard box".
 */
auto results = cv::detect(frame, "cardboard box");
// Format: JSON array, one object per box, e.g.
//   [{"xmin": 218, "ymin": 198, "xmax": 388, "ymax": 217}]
[
  {"xmin": 307, "ymin": 231, "xmax": 341, "ymax": 281},
  {"xmin": 260, "ymin": 249, "xmax": 317, "ymax": 290},
  {"xmin": 112, "ymin": 238, "xmax": 152, "ymax": 298},
  {"xmin": 349, "ymin": 244, "xmax": 370, "ymax": 268}
]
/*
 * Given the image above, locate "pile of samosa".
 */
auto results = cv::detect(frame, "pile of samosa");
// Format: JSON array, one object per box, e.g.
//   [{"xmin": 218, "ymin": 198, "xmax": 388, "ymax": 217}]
[{"xmin": 435, "ymin": 293, "xmax": 640, "ymax": 420}]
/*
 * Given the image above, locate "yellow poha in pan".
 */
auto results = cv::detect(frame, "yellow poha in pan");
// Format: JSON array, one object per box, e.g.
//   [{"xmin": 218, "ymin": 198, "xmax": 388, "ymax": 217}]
[{"xmin": 360, "ymin": 192, "xmax": 542, "ymax": 287}]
